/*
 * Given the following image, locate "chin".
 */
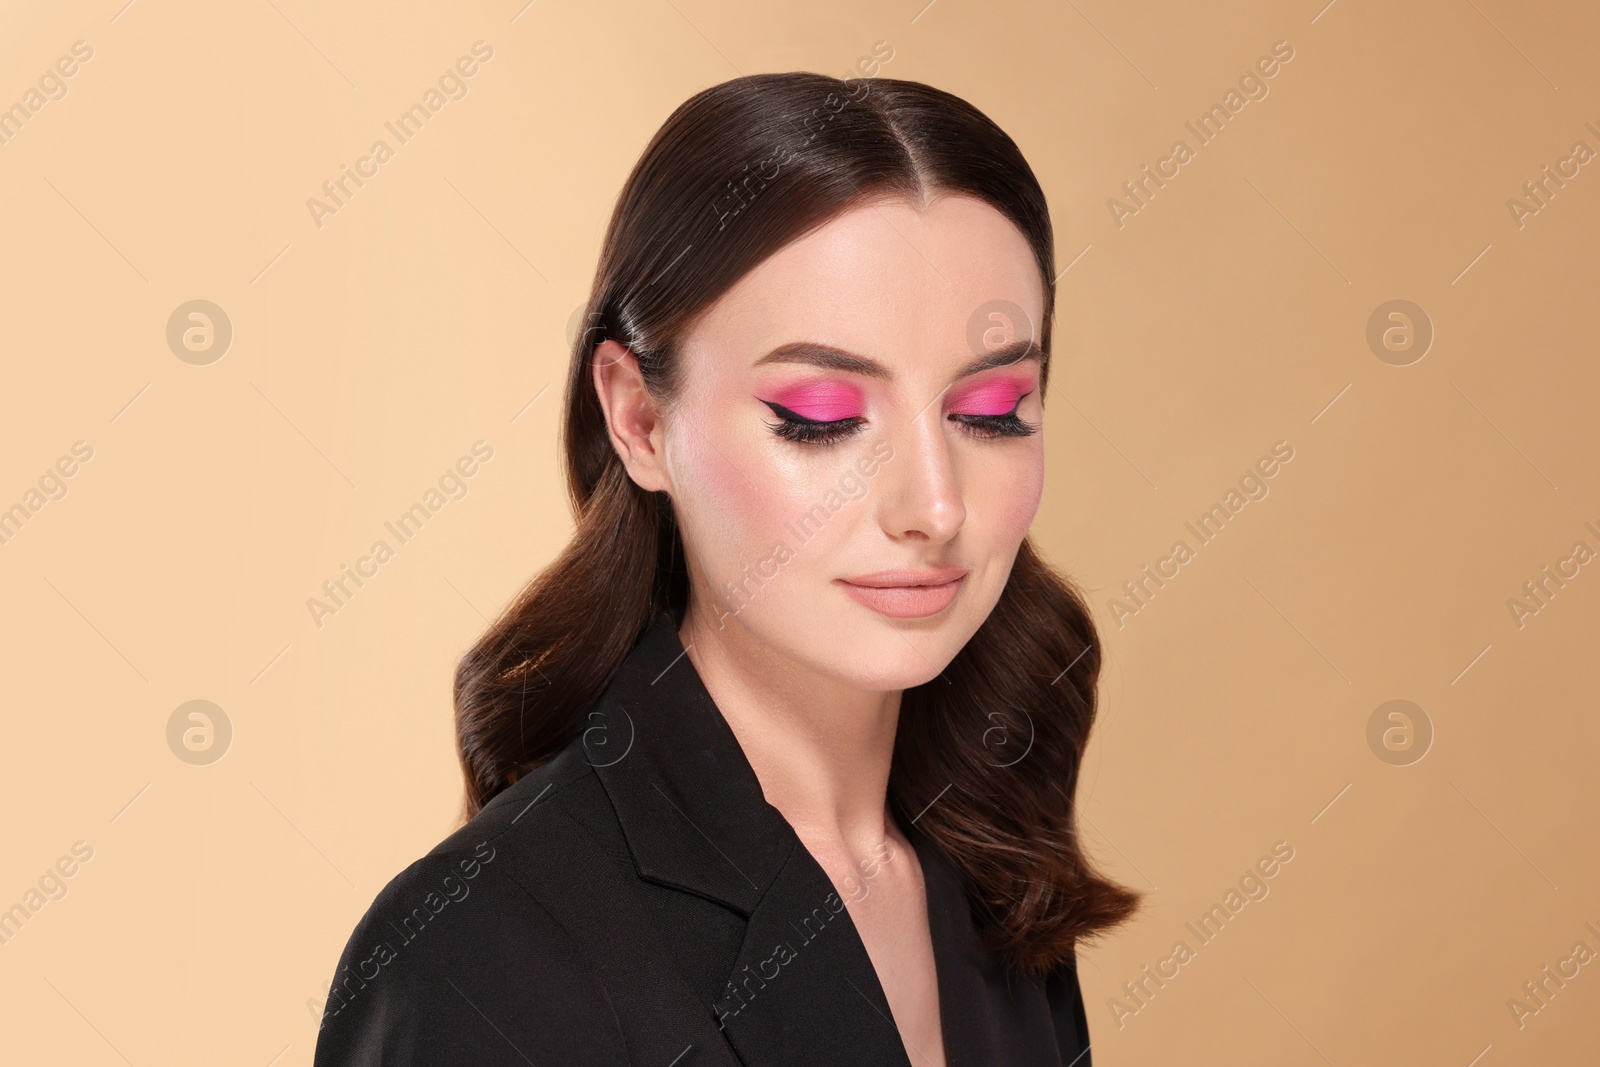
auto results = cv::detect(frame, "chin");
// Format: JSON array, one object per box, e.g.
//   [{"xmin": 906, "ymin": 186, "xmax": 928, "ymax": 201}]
[
  {"xmin": 825, "ymin": 651, "xmax": 949, "ymax": 694},
  {"xmin": 815, "ymin": 617, "xmax": 971, "ymax": 692}
]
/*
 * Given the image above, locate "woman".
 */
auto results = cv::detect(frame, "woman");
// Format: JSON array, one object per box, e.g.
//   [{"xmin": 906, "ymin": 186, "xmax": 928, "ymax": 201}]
[{"xmin": 313, "ymin": 71, "xmax": 1138, "ymax": 1066}]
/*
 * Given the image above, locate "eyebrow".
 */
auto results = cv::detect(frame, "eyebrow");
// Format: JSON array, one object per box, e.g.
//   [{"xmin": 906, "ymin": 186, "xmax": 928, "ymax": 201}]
[{"xmin": 752, "ymin": 338, "xmax": 1043, "ymax": 382}]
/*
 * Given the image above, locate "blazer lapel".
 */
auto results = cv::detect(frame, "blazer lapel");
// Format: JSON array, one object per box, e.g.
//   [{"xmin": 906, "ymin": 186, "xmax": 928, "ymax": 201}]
[
  {"xmin": 587, "ymin": 608, "xmax": 914, "ymax": 1066},
  {"xmin": 907, "ymin": 819, "xmax": 1065, "ymax": 1066},
  {"xmin": 714, "ymin": 838, "xmax": 914, "ymax": 1067}
]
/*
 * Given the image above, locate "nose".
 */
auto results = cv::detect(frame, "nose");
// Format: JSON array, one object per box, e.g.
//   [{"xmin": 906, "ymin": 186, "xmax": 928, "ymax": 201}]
[{"xmin": 874, "ymin": 400, "xmax": 966, "ymax": 544}]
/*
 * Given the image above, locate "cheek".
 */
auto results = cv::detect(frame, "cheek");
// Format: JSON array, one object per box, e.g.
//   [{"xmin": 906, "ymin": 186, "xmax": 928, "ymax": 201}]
[
  {"xmin": 980, "ymin": 448, "xmax": 1044, "ymax": 540},
  {"xmin": 667, "ymin": 408, "xmax": 818, "ymax": 571}
]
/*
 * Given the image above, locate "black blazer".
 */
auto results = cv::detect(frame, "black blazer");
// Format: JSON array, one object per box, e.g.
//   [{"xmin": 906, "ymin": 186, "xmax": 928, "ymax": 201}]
[{"xmin": 313, "ymin": 608, "xmax": 1093, "ymax": 1066}]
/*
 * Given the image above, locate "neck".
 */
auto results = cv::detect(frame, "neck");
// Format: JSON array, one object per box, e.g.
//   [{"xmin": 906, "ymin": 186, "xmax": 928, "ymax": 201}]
[{"xmin": 678, "ymin": 597, "xmax": 903, "ymax": 860}]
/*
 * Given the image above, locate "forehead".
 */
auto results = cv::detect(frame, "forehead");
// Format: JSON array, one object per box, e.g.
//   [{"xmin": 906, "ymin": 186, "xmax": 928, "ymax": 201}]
[{"xmin": 683, "ymin": 193, "xmax": 1045, "ymax": 378}]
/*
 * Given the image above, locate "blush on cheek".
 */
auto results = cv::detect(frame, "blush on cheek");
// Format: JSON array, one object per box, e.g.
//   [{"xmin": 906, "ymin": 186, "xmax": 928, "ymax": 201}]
[
  {"xmin": 765, "ymin": 381, "xmax": 865, "ymax": 422},
  {"xmin": 948, "ymin": 375, "xmax": 1031, "ymax": 416},
  {"xmin": 992, "ymin": 457, "xmax": 1044, "ymax": 537},
  {"xmin": 687, "ymin": 423, "xmax": 804, "ymax": 564}
]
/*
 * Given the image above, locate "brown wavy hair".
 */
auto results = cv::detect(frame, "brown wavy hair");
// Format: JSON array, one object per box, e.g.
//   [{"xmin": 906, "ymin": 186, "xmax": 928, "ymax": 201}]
[{"xmin": 453, "ymin": 71, "xmax": 1139, "ymax": 979}]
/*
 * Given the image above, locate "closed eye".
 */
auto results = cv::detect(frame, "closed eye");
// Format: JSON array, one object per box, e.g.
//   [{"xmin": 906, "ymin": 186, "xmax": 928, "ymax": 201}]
[
  {"xmin": 949, "ymin": 391, "xmax": 1037, "ymax": 439},
  {"xmin": 761, "ymin": 400, "xmax": 864, "ymax": 445},
  {"xmin": 761, "ymin": 395, "xmax": 1037, "ymax": 445}
]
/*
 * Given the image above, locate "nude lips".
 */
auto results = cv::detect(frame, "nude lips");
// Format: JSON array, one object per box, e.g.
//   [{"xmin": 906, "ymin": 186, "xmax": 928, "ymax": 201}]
[{"xmin": 835, "ymin": 568, "xmax": 966, "ymax": 619}]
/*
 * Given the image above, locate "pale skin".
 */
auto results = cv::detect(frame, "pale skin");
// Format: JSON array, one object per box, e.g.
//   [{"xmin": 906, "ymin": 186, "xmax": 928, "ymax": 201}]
[{"xmin": 592, "ymin": 192, "xmax": 1047, "ymax": 1067}]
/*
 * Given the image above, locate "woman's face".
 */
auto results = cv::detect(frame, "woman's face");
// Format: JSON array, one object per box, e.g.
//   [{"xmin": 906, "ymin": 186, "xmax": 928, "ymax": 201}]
[{"xmin": 620, "ymin": 193, "xmax": 1046, "ymax": 692}]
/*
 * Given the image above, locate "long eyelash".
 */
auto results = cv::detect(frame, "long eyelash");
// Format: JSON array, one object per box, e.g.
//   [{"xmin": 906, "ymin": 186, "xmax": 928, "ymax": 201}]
[
  {"xmin": 948, "ymin": 391, "xmax": 1038, "ymax": 439},
  {"xmin": 948, "ymin": 411, "xmax": 1038, "ymax": 439},
  {"xmin": 761, "ymin": 400, "xmax": 865, "ymax": 445}
]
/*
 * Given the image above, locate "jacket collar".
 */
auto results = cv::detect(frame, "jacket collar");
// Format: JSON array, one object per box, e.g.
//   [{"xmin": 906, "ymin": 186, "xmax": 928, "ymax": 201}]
[
  {"xmin": 582, "ymin": 608, "xmax": 1059, "ymax": 1067},
  {"xmin": 584, "ymin": 605, "xmax": 795, "ymax": 916},
  {"xmin": 585, "ymin": 607, "xmax": 915, "ymax": 1064}
]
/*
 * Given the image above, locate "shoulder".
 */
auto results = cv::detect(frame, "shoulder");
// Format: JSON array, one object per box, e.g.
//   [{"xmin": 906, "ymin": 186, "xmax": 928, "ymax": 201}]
[{"xmin": 312, "ymin": 743, "xmax": 632, "ymax": 1066}]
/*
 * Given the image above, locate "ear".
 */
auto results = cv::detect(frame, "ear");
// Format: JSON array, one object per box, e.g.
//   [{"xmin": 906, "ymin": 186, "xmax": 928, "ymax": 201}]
[{"xmin": 591, "ymin": 339, "xmax": 671, "ymax": 493}]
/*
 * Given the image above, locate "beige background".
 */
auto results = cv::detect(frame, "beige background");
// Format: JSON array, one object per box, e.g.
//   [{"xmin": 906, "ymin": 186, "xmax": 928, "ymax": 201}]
[{"xmin": 2, "ymin": 0, "xmax": 1597, "ymax": 1062}]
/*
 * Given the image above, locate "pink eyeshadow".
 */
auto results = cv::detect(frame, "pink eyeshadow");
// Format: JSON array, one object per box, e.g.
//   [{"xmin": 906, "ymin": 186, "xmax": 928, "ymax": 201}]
[
  {"xmin": 948, "ymin": 374, "xmax": 1031, "ymax": 416},
  {"xmin": 764, "ymin": 380, "xmax": 864, "ymax": 421}
]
